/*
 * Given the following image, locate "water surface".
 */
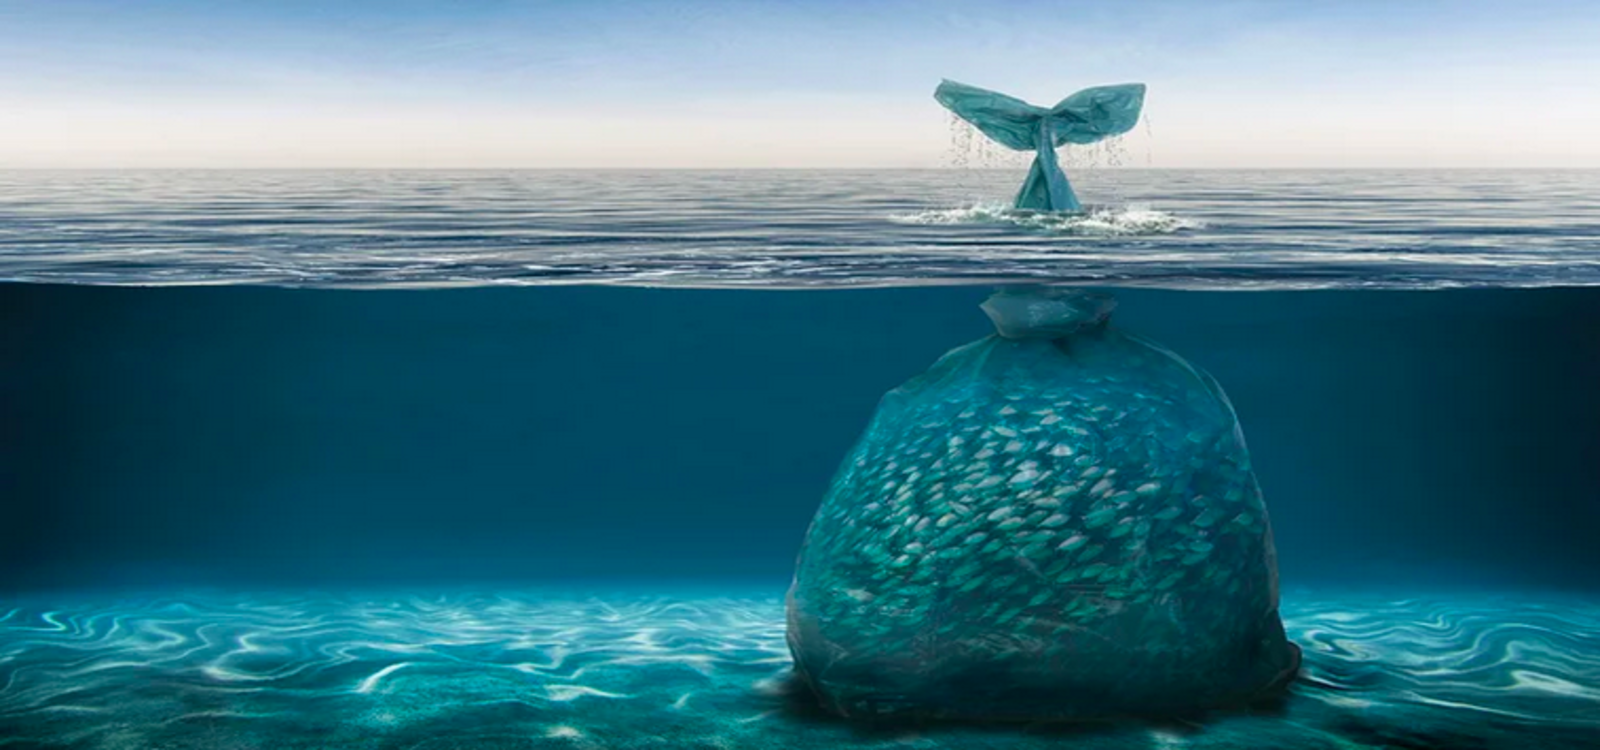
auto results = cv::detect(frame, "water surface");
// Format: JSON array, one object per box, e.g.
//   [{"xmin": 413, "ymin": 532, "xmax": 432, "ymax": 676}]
[{"xmin": 1, "ymin": 169, "xmax": 1597, "ymax": 289}]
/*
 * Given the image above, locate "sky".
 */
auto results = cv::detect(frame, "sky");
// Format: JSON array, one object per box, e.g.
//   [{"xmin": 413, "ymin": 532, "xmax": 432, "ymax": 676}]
[{"xmin": 1, "ymin": 0, "xmax": 1598, "ymax": 168}]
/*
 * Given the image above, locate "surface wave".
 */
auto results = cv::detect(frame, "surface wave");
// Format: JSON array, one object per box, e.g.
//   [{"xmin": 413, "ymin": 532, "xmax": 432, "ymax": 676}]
[{"xmin": 2, "ymin": 169, "xmax": 1599, "ymax": 290}]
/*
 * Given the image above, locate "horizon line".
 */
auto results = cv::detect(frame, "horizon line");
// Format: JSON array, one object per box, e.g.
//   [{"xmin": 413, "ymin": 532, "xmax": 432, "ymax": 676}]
[{"xmin": 4, "ymin": 166, "xmax": 1599, "ymax": 172}]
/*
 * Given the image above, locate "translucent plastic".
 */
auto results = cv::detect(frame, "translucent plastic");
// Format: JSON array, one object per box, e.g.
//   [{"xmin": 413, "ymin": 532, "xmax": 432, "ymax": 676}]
[
  {"xmin": 934, "ymin": 80, "xmax": 1146, "ymax": 212},
  {"xmin": 786, "ymin": 288, "xmax": 1300, "ymax": 720}
]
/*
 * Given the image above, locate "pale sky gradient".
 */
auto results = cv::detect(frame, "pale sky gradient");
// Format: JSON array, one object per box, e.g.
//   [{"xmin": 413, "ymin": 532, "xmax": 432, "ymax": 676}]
[{"xmin": 2, "ymin": 0, "xmax": 1598, "ymax": 168}]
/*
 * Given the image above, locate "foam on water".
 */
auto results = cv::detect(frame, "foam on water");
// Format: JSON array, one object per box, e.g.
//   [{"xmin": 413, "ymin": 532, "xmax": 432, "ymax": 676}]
[
  {"xmin": 890, "ymin": 203, "xmax": 1203, "ymax": 236},
  {"xmin": 0, "ymin": 590, "xmax": 1595, "ymax": 748}
]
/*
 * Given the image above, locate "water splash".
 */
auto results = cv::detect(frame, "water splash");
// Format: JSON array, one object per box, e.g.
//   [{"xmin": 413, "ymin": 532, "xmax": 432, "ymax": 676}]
[{"xmin": 892, "ymin": 203, "xmax": 1203, "ymax": 236}]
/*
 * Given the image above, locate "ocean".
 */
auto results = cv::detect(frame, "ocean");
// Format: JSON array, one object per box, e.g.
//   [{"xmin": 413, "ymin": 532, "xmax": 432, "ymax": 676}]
[{"xmin": 2, "ymin": 169, "xmax": 1598, "ymax": 749}]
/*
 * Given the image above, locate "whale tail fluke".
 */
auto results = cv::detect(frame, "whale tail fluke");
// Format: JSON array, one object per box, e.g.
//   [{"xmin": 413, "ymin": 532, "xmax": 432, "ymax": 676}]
[
  {"xmin": 1046, "ymin": 83, "xmax": 1147, "ymax": 145},
  {"xmin": 935, "ymin": 80, "xmax": 1146, "ymax": 212},
  {"xmin": 933, "ymin": 80, "xmax": 1047, "ymax": 151}
]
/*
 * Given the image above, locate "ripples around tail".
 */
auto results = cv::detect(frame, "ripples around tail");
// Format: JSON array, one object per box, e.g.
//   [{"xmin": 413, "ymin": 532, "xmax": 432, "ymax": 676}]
[
  {"xmin": 0, "ymin": 590, "xmax": 1596, "ymax": 748},
  {"xmin": 891, "ymin": 203, "xmax": 1204, "ymax": 236}
]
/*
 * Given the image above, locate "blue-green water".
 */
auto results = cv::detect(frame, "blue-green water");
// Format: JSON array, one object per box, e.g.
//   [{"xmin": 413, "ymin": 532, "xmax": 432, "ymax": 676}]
[
  {"xmin": 3, "ymin": 171, "xmax": 1599, "ymax": 748},
  {"xmin": 1, "ymin": 591, "xmax": 1597, "ymax": 749}
]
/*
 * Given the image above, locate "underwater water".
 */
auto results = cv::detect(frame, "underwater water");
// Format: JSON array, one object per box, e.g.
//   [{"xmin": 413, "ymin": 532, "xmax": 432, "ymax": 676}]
[{"xmin": 2, "ymin": 170, "xmax": 1599, "ymax": 748}]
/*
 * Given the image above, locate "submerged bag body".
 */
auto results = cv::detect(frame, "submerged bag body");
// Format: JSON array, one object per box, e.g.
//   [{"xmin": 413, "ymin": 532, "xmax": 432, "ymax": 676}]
[{"xmin": 786, "ymin": 289, "xmax": 1299, "ymax": 720}]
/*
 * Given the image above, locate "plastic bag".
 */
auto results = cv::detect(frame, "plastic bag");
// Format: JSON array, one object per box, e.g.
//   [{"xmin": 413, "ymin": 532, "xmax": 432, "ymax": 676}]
[
  {"xmin": 786, "ymin": 288, "xmax": 1299, "ymax": 720},
  {"xmin": 934, "ymin": 80, "xmax": 1145, "ymax": 212}
]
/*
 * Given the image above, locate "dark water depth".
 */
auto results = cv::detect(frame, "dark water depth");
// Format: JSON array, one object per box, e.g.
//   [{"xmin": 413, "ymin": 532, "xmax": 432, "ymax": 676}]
[{"xmin": 5, "ymin": 284, "xmax": 1599, "ymax": 591}]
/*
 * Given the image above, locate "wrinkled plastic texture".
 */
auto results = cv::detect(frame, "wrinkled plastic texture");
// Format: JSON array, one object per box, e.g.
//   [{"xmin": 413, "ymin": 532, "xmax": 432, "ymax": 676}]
[
  {"xmin": 786, "ymin": 288, "xmax": 1300, "ymax": 721},
  {"xmin": 934, "ymin": 80, "xmax": 1146, "ymax": 212}
]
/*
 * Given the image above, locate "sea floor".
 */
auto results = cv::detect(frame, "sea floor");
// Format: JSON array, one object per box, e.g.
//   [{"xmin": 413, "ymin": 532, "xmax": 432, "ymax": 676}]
[{"xmin": 0, "ymin": 589, "xmax": 1596, "ymax": 750}]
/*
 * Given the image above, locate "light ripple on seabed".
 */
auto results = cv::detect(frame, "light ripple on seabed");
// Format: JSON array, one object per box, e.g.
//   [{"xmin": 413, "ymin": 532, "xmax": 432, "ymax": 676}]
[{"xmin": 0, "ymin": 592, "xmax": 1597, "ymax": 749}]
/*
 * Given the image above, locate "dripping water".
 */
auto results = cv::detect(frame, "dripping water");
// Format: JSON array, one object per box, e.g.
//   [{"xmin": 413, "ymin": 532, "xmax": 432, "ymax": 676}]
[{"xmin": 945, "ymin": 113, "xmax": 1150, "ymax": 209}]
